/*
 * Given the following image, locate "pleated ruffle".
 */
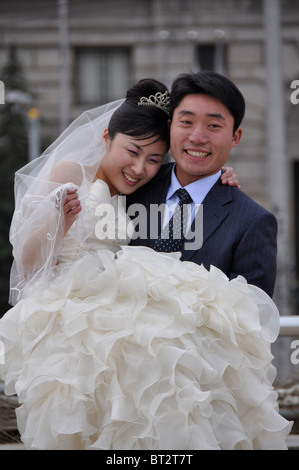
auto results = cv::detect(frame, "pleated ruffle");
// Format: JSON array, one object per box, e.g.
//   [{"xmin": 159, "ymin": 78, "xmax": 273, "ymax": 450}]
[{"xmin": 0, "ymin": 246, "xmax": 292, "ymax": 449}]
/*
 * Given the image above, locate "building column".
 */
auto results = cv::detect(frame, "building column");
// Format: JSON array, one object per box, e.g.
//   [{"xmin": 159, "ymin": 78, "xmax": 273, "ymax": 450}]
[
  {"xmin": 58, "ymin": 0, "xmax": 70, "ymax": 132},
  {"xmin": 264, "ymin": 0, "xmax": 297, "ymax": 385},
  {"xmin": 263, "ymin": 0, "xmax": 293, "ymax": 316}
]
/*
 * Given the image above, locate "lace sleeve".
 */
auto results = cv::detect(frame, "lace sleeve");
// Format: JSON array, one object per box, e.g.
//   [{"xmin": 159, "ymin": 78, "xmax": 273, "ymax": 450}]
[{"xmin": 9, "ymin": 181, "xmax": 77, "ymax": 305}]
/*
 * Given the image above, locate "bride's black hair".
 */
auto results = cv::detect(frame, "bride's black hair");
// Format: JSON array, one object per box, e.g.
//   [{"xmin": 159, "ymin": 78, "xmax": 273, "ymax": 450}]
[{"xmin": 108, "ymin": 78, "xmax": 170, "ymax": 150}]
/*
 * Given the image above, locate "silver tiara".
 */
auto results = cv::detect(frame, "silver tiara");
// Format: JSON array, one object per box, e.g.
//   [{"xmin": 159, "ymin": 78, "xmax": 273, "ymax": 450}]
[{"xmin": 138, "ymin": 91, "xmax": 170, "ymax": 115}]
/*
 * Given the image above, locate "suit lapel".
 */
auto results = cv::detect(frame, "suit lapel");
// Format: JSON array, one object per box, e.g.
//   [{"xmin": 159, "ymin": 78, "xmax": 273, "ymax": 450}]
[{"xmin": 182, "ymin": 178, "xmax": 233, "ymax": 261}]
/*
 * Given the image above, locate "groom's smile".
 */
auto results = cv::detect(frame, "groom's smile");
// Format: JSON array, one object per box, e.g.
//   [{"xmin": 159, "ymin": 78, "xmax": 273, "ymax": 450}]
[{"xmin": 169, "ymin": 94, "xmax": 242, "ymax": 187}]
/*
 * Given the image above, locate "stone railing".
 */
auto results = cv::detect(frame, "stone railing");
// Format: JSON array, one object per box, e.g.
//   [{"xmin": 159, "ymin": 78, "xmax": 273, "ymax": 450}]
[{"xmin": 279, "ymin": 316, "xmax": 299, "ymax": 337}]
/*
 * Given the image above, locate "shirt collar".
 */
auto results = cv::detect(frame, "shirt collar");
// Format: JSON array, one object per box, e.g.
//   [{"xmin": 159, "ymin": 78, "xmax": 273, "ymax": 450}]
[{"xmin": 166, "ymin": 165, "xmax": 222, "ymax": 204}]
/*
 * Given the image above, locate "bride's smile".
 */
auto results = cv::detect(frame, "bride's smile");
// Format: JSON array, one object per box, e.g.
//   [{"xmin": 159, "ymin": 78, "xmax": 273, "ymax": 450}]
[{"xmin": 96, "ymin": 133, "xmax": 167, "ymax": 196}]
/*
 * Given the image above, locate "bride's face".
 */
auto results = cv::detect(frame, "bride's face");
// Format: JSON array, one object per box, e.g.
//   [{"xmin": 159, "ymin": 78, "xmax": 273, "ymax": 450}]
[{"xmin": 97, "ymin": 133, "xmax": 167, "ymax": 196}]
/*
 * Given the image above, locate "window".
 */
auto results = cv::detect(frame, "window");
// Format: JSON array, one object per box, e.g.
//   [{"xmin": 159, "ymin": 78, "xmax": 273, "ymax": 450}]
[
  {"xmin": 75, "ymin": 47, "xmax": 131, "ymax": 105},
  {"xmin": 196, "ymin": 44, "xmax": 226, "ymax": 74}
]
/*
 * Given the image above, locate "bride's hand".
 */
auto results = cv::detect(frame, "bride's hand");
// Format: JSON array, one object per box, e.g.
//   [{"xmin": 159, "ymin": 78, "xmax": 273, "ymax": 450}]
[
  {"xmin": 221, "ymin": 166, "xmax": 241, "ymax": 190},
  {"xmin": 63, "ymin": 188, "xmax": 82, "ymax": 234}
]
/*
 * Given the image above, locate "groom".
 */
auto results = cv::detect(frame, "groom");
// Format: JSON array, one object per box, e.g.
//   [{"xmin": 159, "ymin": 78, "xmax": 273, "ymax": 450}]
[{"xmin": 127, "ymin": 71, "xmax": 277, "ymax": 298}]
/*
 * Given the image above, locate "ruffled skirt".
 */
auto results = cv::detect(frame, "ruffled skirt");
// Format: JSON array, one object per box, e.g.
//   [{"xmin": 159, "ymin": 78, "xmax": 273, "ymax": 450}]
[{"xmin": 0, "ymin": 246, "xmax": 292, "ymax": 449}]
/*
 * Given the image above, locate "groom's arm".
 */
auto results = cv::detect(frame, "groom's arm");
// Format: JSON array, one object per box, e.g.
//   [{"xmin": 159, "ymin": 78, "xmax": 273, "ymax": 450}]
[{"xmin": 229, "ymin": 210, "xmax": 278, "ymax": 297}]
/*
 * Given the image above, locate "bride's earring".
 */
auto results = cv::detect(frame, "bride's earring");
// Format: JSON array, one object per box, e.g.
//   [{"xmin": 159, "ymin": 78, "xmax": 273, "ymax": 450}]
[{"xmin": 103, "ymin": 128, "xmax": 109, "ymax": 143}]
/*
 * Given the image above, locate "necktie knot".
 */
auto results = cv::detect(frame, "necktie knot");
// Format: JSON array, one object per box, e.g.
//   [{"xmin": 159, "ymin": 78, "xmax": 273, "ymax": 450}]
[{"xmin": 176, "ymin": 188, "xmax": 192, "ymax": 205}]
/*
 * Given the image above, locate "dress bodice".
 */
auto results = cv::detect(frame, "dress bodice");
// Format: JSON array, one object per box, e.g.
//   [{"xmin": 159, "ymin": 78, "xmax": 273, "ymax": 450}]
[{"xmin": 57, "ymin": 179, "xmax": 133, "ymax": 266}]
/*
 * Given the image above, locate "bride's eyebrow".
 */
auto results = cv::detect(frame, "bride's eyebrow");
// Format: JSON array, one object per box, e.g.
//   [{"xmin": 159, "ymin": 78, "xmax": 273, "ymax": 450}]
[
  {"xmin": 130, "ymin": 141, "xmax": 164, "ymax": 154},
  {"xmin": 130, "ymin": 142, "xmax": 142, "ymax": 149},
  {"xmin": 149, "ymin": 153, "xmax": 164, "ymax": 158}
]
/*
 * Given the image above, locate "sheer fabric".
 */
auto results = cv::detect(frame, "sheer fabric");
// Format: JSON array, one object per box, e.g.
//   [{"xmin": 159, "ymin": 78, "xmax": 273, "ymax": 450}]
[{"xmin": 9, "ymin": 99, "xmax": 124, "ymax": 305}]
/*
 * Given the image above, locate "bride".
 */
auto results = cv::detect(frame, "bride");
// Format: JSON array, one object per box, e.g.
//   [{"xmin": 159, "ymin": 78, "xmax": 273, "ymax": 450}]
[{"xmin": 0, "ymin": 78, "xmax": 292, "ymax": 450}]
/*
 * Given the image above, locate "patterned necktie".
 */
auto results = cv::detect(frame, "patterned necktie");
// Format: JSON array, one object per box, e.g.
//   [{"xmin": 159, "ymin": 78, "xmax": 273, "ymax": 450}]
[{"xmin": 154, "ymin": 188, "xmax": 192, "ymax": 252}]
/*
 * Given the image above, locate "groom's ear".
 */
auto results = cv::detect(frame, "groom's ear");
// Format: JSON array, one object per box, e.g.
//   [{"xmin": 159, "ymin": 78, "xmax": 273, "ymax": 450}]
[{"xmin": 231, "ymin": 128, "xmax": 242, "ymax": 148}]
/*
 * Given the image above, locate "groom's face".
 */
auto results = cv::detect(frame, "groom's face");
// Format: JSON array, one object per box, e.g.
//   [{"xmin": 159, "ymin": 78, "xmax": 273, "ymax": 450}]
[{"xmin": 169, "ymin": 94, "xmax": 242, "ymax": 187}]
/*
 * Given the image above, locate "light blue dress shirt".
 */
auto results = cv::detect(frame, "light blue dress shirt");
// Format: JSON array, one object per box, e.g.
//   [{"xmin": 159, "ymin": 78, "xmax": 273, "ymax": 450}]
[{"xmin": 162, "ymin": 166, "xmax": 222, "ymax": 230}]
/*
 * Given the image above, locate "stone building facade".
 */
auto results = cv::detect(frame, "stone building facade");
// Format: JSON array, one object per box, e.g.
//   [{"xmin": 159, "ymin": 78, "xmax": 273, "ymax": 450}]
[{"xmin": 0, "ymin": 0, "xmax": 299, "ymax": 319}]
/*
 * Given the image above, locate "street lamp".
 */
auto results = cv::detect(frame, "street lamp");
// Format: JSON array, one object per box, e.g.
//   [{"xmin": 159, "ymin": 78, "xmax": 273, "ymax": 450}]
[{"xmin": 27, "ymin": 107, "xmax": 41, "ymax": 161}]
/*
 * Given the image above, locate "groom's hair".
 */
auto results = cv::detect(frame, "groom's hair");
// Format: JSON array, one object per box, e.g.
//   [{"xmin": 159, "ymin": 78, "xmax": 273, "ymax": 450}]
[{"xmin": 169, "ymin": 71, "xmax": 245, "ymax": 133}]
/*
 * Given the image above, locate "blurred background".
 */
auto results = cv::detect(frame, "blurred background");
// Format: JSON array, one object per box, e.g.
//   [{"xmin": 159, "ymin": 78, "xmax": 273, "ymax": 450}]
[{"xmin": 0, "ymin": 0, "xmax": 298, "ymax": 389}]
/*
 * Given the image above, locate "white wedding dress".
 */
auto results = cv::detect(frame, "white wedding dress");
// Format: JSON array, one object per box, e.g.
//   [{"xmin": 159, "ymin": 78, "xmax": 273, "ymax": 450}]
[{"xmin": 0, "ymin": 178, "xmax": 292, "ymax": 450}]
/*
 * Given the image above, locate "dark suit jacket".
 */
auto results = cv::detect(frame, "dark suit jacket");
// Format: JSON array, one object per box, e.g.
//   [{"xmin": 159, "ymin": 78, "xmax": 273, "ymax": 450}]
[{"xmin": 126, "ymin": 163, "xmax": 278, "ymax": 297}]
